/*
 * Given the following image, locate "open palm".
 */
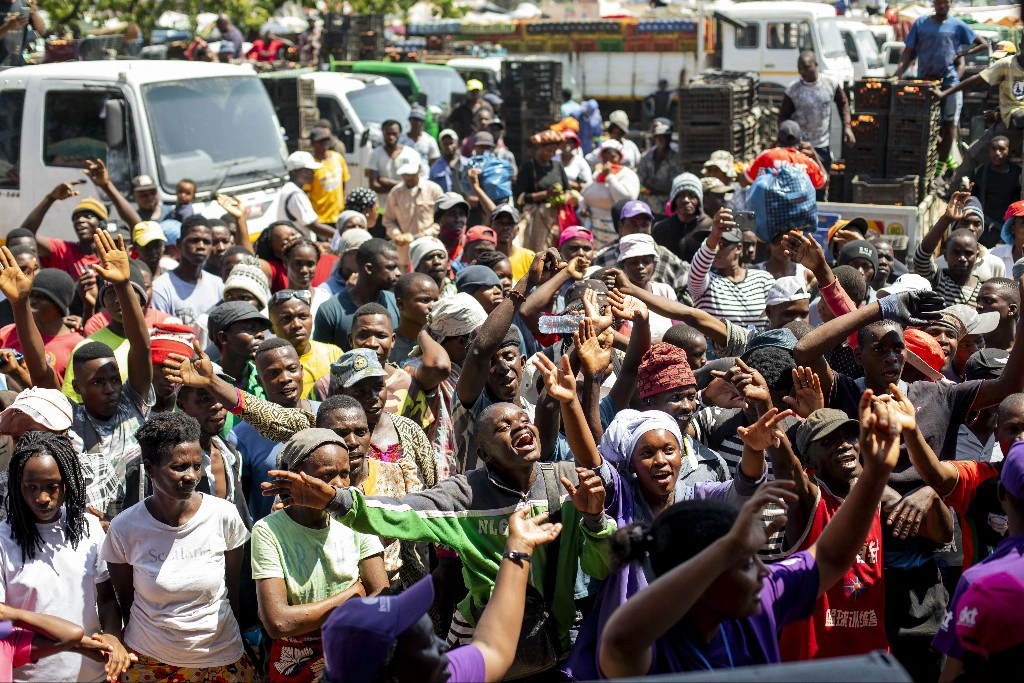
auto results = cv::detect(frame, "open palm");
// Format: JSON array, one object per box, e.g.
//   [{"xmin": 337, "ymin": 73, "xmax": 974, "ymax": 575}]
[
  {"xmin": 0, "ymin": 247, "xmax": 32, "ymax": 303},
  {"xmin": 736, "ymin": 408, "xmax": 794, "ymax": 451},
  {"xmin": 162, "ymin": 339, "xmax": 215, "ymax": 388},
  {"xmin": 92, "ymin": 231, "xmax": 131, "ymax": 284},
  {"xmin": 531, "ymin": 354, "xmax": 577, "ymax": 403}
]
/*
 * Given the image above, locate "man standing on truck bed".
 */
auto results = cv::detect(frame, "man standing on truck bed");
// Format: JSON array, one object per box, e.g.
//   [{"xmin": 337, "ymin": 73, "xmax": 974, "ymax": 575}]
[
  {"xmin": 894, "ymin": 0, "xmax": 988, "ymax": 175},
  {"xmin": 779, "ymin": 51, "xmax": 855, "ymax": 170},
  {"xmin": 0, "ymin": 0, "xmax": 45, "ymax": 67}
]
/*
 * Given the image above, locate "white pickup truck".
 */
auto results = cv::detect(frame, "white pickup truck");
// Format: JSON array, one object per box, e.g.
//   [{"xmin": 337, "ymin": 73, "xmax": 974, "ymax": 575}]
[{"xmin": 0, "ymin": 60, "xmax": 288, "ymax": 241}]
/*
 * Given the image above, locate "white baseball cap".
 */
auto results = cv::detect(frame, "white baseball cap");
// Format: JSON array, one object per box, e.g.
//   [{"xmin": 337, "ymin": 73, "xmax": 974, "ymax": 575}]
[
  {"xmin": 877, "ymin": 273, "xmax": 931, "ymax": 297},
  {"xmin": 286, "ymin": 151, "xmax": 322, "ymax": 172},
  {"xmin": 396, "ymin": 156, "xmax": 421, "ymax": 176}
]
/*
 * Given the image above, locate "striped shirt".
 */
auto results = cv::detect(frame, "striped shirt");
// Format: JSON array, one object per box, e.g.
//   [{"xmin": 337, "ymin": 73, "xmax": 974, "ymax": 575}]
[
  {"xmin": 912, "ymin": 245, "xmax": 983, "ymax": 307},
  {"xmin": 689, "ymin": 240, "xmax": 775, "ymax": 331},
  {"xmin": 692, "ymin": 405, "xmax": 789, "ymax": 561}
]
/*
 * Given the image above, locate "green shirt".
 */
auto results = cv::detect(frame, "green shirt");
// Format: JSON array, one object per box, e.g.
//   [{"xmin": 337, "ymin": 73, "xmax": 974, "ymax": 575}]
[
  {"xmin": 225, "ymin": 361, "xmax": 265, "ymax": 433},
  {"xmin": 250, "ymin": 508, "xmax": 383, "ymax": 607},
  {"xmin": 61, "ymin": 327, "xmax": 129, "ymax": 402}
]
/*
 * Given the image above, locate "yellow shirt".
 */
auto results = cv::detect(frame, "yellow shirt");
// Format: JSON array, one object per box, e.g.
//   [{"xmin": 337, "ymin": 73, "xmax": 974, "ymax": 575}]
[
  {"xmin": 307, "ymin": 150, "xmax": 350, "ymax": 224},
  {"xmin": 980, "ymin": 56, "xmax": 1024, "ymax": 125},
  {"xmin": 509, "ymin": 245, "xmax": 536, "ymax": 282},
  {"xmin": 299, "ymin": 340, "xmax": 343, "ymax": 399},
  {"xmin": 62, "ymin": 328, "xmax": 130, "ymax": 402}
]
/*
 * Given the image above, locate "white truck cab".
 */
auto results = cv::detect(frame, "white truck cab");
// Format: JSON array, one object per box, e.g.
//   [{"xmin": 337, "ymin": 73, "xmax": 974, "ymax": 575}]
[
  {"xmin": 836, "ymin": 19, "xmax": 886, "ymax": 80},
  {"xmin": 0, "ymin": 60, "xmax": 288, "ymax": 242},
  {"xmin": 310, "ymin": 72, "xmax": 411, "ymax": 190},
  {"xmin": 713, "ymin": 2, "xmax": 855, "ymax": 89}
]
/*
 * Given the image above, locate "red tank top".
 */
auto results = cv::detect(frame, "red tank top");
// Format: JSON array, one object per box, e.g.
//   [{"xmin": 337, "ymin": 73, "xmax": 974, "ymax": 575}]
[{"xmin": 779, "ymin": 480, "xmax": 890, "ymax": 661}]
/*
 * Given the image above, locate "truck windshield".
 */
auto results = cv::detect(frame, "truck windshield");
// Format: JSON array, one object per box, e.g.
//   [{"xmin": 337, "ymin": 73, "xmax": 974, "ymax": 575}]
[
  {"xmin": 347, "ymin": 83, "xmax": 411, "ymax": 127},
  {"xmin": 817, "ymin": 19, "xmax": 849, "ymax": 60},
  {"xmin": 142, "ymin": 76, "xmax": 286, "ymax": 193},
  {"xmin": 856, "ymin": 30, "xmax": 884, "ymax": 69},
  {"xmin": 413, "ymin": 68, "xmax": 467, "ymax": 110}
]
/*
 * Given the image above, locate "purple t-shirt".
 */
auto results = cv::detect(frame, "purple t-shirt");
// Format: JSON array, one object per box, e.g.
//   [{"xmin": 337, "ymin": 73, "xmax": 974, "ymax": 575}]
[
  {"xmin": 648, "ymin": 551, "xmax": 819, "ymax": 673},
  {"xmin": 932, "ymin": 535, "xmax": 1024, "ymax": 659},
  {"xmin": 447, "ymin": 644, "xmax": 486, "ymax": 682}
]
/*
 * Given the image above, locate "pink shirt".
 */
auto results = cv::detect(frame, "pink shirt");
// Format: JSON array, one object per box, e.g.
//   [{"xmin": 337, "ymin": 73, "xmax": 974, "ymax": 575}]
[{"xmin": 0, "ymin": 628, "xmax": 33, "ymax": 681}]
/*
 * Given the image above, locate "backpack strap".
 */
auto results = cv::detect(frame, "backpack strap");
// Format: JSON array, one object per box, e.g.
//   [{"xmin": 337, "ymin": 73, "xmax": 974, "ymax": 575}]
[{"xmin": 538, "ymin": 463, "xmax": 563, "ymax": 604}]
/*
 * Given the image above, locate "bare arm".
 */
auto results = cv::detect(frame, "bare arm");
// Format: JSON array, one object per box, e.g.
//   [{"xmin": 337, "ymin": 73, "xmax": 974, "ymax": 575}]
[
  {"xmin": 778, "ymin": 94, "xmax": 795, "ymax": 122},
  {"xmin": 216, "ymin": 195, "xmax": 254, "ymax": 253},
  {"xmin": 106, "ymin": 563, "xmax": 134, "ymax": 630},
  {"xmin": 613, "ymin": 273, "xmax": 728, "ymax": 347},
  {"xmin": 412, "ymin": 329, "xmax": 452, "ymax": 393},
  {"xmin": 224, "ymin": 545, "xmax": 244, "ymax": 624},
  {"xmin": 84, "ymin": 160, "xmax": 141, "ymax": 229},
  {"xmin": 833, "ymin": 87, "xmax": 852, "ymax": 128},
  {"xmin": 471, "ymin": 509, "xmax": 562, "ymax": 682},
  {"xmin": 599, "ymin": 483, "xmax": 798, "ymax": 679},
  {"xmin": 939, "ymin": 73, "xmax": 985, "ymax": 99},
  {"xmin": 368, "ymin": 170, "xmax": 399, "ymax": 194},
  {"xmin": 973, "ymin": 276, "xmax": 1024, "ymax": 409},
  {"xmin": 0, "ymin": 247, "xmax": 59, "ymax": 389},
  {"xmin": 468, "ymin": 168, "xmax": 496, "ymax": 219},
  {"xmin": 532, "ymin": 353, "xmax": 602, "ymax": 469},
  {"xmin": 517, "ymin": 267, "xmax": 573, "ymax": 339},
  {"xmin": 93, "ymin": 232, "xmax": 152, "ymax": 397},
  {"xmin": 0, "ymin": 604, "xmax": 84, "ymax": 661},
  {"xmin": 606, "ymin": 290, "xmax": 651, "ymax": 411},
  {"xmin": 257, "ymin": 572, "xmax": 372, "ymax": 639},
  {"xmin": 893, "ymin": 45, "xmax": 916, "ymax": 80},
  {"xmin": 457, "ymin": 250, "xmax": 552, "ymax": 406},
  {"xmin": 794, "ymin": 301, "xmax": 882, "ymax": 396},
  {"xmin": 20, "ymin": 183, "xmax": 79, "ymax": 260}
]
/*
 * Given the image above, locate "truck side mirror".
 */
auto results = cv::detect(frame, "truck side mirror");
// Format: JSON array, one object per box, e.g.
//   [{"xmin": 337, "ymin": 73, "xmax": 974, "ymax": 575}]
[{"xmin": 105, "ymin": 99, "xmax": 126, "ymax": 150}]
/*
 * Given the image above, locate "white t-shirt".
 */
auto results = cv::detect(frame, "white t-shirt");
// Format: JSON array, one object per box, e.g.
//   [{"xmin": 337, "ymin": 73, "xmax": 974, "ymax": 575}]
[
  {"xmin": 101, "ymin": 494, "xmax": 249, "ymax": 668},
  {"xmin": 151, "ymin": 270, "xmax": 224, "ymax": 324},
  {"xmin": 367, "ymin": 145, "xmax": 424, "ymax": 210},
  {"xmin": 399, "ymin": 132, "xmax": 440, "ymax": 168},
  {"xmin": 0, "ymin": 514, "xmax": 109, "ymax": 682},
  {"xmin": 277, "ymin": 180, "xmax": 319, "ymax": 229}
]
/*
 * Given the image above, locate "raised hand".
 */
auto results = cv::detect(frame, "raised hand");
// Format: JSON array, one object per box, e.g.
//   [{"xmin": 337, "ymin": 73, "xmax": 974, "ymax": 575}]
[
  {"xmin": 216, "ymin": 194, "xmax": 245, "ymax": 219},
  {"xmin": 711, "ymin": 207, "xmax": 736, "ymax": 236},
  {"xmin": 725, "ymin": 481, "xmax": 799, "ymax": 556},
  {"xmin": 582, "ymin": 287, "xmax": 614, "ymax": 332},
  {"xmin": 48, "ymin": 182, "xmax": 80, "ymax": 202},
  {"xmin": 703, "ymin": 374, "xmax": 746, "ymax": 409},
  {"xmin": 531, "ymin": 353, "xmax": 577, "ymax": 403},
  {"xmin": 262, "ymin": 468, "xmax": 337, "ymax": 509},
  {"xmin": 781, "ymin": 229, "xmax": 827, "ymax": 271},
  {"xmin": 574, "ymin": 318, "xmax": 614, "ymax": 379},
  {"xmin": 566, "ymin": 255, "xmax": 590, "ymax": 281},
  {"xmin": 601, "ymin": 267, "xmax": 630, "ymax": 292},
  {"xmin": 729, "ymin": 358, "xmax": 771, "ymax": 406},
  {"xmin": 162, "ymin": 338, "xmax": 215, "ymax": 389},
  {"xmin": 527, "ymin": 248, "xmax": 563, "ymax": 288},
  {"xmin": 883, "ymin": 382, "xmax": 917, "ymax": 432},
  {"xmin": 887, "ymin": 289, "xmax": 945, "ymax": 327},
  {"xmin": 0, "ymin": 246, "xmax": 32, "ymax": 304},
  {"xmin": 783, "ymin": 366, "xmax": 824, "ymax": 418},
  {"xmin": 0, "ymin": 349, "xmax": 21, "ymax": 375},
  {"xmin": 561, "ymin": 467, "xmax": 606, "ymax": 516},
  {"xmin": 83, "ymin": 159, "xmax": 110, "ymax": 188},
  {"xmin": 607, "ymin": 287, "xmax": 648, "ymax": 322},
  {"xmin": 945, "ymin": 190, "xmax": 972, "ymax": 222},
  {"xmin": 92, "ymin": 231, "xmax": 131, "ymax": 285},
  {"xmin": 736, "ymin": 407, "xmax": 794, "ymax": 451},
  {"xmin": 858, "ymin": 390, "xmax": 901, "ymax": 475},
  {"xmin": 77, "ymin": 268, "xmax": 98, "ymax": 308},
  {"xmin": 506, "ymin": 508, "xmax": 563, "ymax": 553}
]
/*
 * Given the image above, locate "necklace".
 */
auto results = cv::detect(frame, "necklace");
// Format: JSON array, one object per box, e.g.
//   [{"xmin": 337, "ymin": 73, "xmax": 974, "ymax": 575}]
[{"xmin": 681, "ymin": 625, "xmax": 734, "ymax": 670}]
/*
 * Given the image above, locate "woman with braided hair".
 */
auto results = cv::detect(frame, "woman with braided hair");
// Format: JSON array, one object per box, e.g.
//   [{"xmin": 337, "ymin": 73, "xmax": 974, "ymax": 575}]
[
  {"xmin": 253, "ymin": 221, "xmax": 303, "ymax": 293},
  {"xmin": 0, "ymin": 431, "xmax": 134, "ymax": 682}
]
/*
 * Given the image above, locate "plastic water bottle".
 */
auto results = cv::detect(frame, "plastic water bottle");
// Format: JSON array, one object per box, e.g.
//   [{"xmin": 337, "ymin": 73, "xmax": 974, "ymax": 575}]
[{"xmin": 539, "ymin": 314, "xmax": 586, "ymax": 335}]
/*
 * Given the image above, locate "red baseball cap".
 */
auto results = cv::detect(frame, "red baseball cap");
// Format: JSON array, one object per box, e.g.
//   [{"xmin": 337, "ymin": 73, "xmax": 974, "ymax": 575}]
[
  {"xmin": 559, "ymin": 226, "xmax": 593, "ymax": 247},
  {"xmin": 464, "ymin": 225, "xmax": 497, "ymax": 246},
  {"xmin": 904, "ymin": 328, "xmax": 944, "ymax": 381}
]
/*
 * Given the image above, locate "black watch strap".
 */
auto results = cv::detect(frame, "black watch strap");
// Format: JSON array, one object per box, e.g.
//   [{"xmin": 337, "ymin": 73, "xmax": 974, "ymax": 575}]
[{"xmin": 502, "ymin": 550, "xmax": 531, "ymax": 564}]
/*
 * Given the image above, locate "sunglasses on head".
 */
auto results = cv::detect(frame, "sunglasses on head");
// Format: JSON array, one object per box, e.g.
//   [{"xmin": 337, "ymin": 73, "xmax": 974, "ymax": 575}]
[{"xmin": 270, "ymin": 289, "xmax": 312, "ymax": 306}]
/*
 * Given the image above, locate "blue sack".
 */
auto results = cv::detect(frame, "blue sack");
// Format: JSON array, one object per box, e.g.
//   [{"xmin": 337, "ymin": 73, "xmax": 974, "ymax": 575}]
[
  {"xmin": 462, "ymin": 152, "xmax": 514, "ymax": 202},
  {"xmin": 746, "ymin": 164, "xmax": 818, "ymax": 243}
]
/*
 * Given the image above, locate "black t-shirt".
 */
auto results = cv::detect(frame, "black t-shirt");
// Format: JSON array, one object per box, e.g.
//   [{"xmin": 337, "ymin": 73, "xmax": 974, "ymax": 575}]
[
  {"xmin": 971, "ymin": 162, "xmax": 1022, "ymax": 229},
  {"xmin": 829, "ymin": 374, "xmax": 981, "ymax": 490},
  {"xmin": 513, "ymin": 158, "xmax": 568, "ymax": 202},
  {"xmin": 652, "ymin": 213, "xmax": 713, "ymax": 263}
]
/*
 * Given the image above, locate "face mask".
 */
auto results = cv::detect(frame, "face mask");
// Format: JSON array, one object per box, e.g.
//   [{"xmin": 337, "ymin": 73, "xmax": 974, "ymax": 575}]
[{"xmin": 439, "ymin": 223, "xmax": 463, "ymax": 243}]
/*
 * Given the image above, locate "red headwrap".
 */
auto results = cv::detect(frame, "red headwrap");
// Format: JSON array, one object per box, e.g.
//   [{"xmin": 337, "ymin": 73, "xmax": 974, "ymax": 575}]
[
  {"xmin": 637, "ymin": 342, "xmax": 696, "ymax": 399},
  {"xmin": 1005, "ymin": 200, "xmax": 1024, "ymax": 221}
]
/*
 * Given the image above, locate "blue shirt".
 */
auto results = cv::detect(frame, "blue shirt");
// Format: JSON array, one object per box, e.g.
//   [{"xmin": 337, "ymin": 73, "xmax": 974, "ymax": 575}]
[
  {"xmin": 430, "ymin": 157, "xmax": 455, "ymax": 192},
  {"xmin": 311, "ymin": 288, "xmax": 399, "ymax": 350},
  {"xmin": 905, "ymin": 15, "xmax": 976, "ymax": 82}
]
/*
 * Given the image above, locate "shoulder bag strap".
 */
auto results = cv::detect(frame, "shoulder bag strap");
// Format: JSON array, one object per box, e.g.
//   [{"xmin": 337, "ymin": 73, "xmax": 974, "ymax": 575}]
[{"xmin": 538, "ymin": 463, "xmax": 563, "ymax": 604}]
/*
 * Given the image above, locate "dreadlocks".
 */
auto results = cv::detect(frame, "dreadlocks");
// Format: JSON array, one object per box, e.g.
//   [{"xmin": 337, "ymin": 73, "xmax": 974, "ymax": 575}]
[{"xmin": 6, "ymin": 432, "xmax": 88, "ymax": 560}]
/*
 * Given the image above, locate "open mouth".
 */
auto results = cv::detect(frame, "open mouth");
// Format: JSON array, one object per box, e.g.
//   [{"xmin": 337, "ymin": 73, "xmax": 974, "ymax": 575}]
[
  {"xmin": 650, "ymin": 469, "xmax": 673, "ymax": 484},
  {"xmin": 881, "ymin": 366, "xmax": 900, "ymax": 379},
  {"xmin": 512, "ymin": 426, "xmax": 536, "ymax": 452},
  {"xmin": 838, "ymin": 452, "xmax": 858, "ymax": 469}
]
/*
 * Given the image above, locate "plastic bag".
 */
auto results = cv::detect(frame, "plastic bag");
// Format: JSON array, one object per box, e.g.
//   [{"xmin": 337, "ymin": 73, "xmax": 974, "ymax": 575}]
[
  {"xmin": 462, "ymin": 152, "xmax": 514, "ymax": 202},
  {"xmin": 746, "ymin": 164, "xmax": 818, "ymax": 243}
]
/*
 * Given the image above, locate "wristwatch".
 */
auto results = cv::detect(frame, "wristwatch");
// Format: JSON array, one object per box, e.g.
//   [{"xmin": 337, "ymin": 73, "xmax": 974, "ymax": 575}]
[{"xmin": 502, "ymin": 550, "xmax": 531, "ymax": 564}]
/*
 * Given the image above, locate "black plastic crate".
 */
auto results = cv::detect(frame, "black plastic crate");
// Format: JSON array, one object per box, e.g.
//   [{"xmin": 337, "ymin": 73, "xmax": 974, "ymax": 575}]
[
  {"xmin": 891, "ymin": 81, "xmax": 941, "ymax": 117},
  {"xmin": 849, "ymin": 113, "xmax": 889, "ymax": 146},
  {"xmin": 843, "ymin": 142, "xmax": 887, "ymax": 177},
  {"xmin": 888, "ymin": 113, "xmax": 939, "ymax": 152},
  {"xmin": 679, "ymin": 116, "xmax": 756, "ymax": 159},
  {"xmin": 850, "ymin": 174, "xmax": 921, "ymax": 206},
  {"xmin": 854, "ymin": 78, "xmax": 893, "ymax": 114}
]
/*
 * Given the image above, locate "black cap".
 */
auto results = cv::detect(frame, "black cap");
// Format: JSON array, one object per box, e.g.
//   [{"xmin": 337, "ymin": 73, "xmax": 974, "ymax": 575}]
[
  {"xmin": 965, "ymin": 348, "xmax": 1009, "ymax": 381},
  {"xmin": 31, "ymin": 268, "xmax": 75, "ymax": 317},
  {"xmin": 208, "ymin": 301, "xmax": 271, "ymax": 341}
]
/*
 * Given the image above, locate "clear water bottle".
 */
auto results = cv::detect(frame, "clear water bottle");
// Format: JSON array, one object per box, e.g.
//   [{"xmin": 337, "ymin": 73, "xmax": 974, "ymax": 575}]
[{"xmin": 539, "ymin": 314, "xmax": 586, "ymax": 335}]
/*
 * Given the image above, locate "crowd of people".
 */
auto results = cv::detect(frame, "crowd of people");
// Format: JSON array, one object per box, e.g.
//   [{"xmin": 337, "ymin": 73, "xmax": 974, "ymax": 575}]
[{"xmin": 2, "ymin": 4, "xmax": 1024, "ymax": 682}]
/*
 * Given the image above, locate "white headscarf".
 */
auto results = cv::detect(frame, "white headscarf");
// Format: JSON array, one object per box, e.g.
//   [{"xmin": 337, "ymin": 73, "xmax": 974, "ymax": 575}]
[
  {"xmin": 598, "ymin": 409, "xmax": 682, "ymax": 470},
  {"xmin": 330, "ymin": 211, "xmax": 369, "ymax": 252}
]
